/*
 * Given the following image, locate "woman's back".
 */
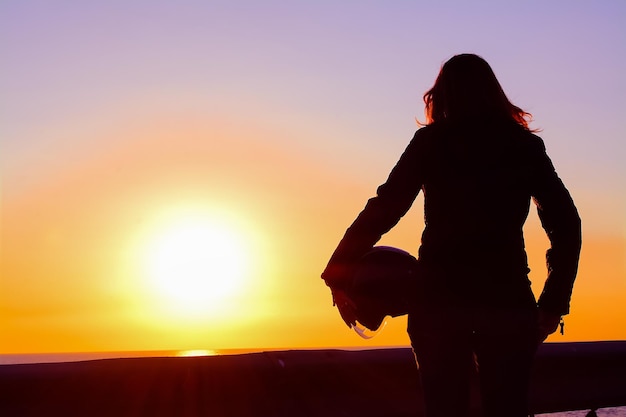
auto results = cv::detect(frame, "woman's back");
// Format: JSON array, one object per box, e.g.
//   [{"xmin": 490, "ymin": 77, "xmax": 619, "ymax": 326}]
[{"xmin": 416, "ymin": 119, "xmax": 540, "ymax": 273}]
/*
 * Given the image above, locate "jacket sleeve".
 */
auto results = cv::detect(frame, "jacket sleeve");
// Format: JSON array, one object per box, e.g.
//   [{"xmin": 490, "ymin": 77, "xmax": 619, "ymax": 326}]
[
  {"xmin": 321, "ymin": 130, "xmax": 426, "ymax": 289},
  {"xmin": 531, "ymin": 136, "xmax": 582, "ymax": 316}
]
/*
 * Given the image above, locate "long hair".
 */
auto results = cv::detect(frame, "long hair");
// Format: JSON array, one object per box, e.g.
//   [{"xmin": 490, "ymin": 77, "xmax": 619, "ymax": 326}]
[{"xmin": 421, "ymin": 54, "xmax": 535, "ymax": 130}]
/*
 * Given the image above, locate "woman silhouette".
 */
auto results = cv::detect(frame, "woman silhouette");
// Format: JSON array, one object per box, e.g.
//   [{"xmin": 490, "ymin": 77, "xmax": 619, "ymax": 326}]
[{"xmin": 322, "ymin": 54, "xmax": 582, "ymax": 417}]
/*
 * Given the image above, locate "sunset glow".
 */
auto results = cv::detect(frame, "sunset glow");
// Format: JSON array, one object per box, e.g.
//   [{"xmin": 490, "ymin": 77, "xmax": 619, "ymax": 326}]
[
  {"xmin": 1, "ymin": 1, "xmax": 624, "ymax": 355},
  {"xmin": 140, "ymin": 211, "xmax": 251, "ymax": 317}
]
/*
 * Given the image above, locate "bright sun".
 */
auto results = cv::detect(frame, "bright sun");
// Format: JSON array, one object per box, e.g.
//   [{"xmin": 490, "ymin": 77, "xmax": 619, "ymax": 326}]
[{"xmin": 141, "ymin": 213, "xmax": 251, "ymax": 317}]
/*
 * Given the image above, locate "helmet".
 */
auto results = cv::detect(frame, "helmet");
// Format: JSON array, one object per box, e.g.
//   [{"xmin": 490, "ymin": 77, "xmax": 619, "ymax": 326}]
[{"xmin": 347, "ymin": 246, "xmax": 419, "ymax": 338}]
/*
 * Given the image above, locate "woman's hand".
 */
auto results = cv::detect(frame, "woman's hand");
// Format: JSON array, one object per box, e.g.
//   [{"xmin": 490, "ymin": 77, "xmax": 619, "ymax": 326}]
[
  {"xmin": 321, "ymin": 262, "xmax": 354, "ymax": 290},
  {"xmin": 537, "ymin": 309, "xmax": 562, "ymax": 343},
  {"xmin": 331, "ymin": 289, "xmax": 358, "ymax": 328},
  {"xmin": 322, "ymin": 260, "xmax": 358, "ymax": 328}
]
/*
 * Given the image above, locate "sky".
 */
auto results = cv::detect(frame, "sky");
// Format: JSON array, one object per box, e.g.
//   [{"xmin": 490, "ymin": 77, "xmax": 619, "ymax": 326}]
[{"xmin": 1, "ymin": 0, "xmax": 625, "ymax": 354}]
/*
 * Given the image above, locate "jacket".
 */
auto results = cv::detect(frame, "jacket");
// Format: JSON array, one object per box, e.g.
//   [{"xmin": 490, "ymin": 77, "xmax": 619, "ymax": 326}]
[{"xmin": 322, "ymin": 119, "xmax": 582, "ymax": 315}]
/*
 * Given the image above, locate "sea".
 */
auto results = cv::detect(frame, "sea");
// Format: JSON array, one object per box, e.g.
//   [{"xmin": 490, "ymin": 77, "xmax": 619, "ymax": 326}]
[
  {"xmin": 1, "ymin": 350, "xmax": 624, "ymax": 417},
  {"xmin": 0, "ymin": 349, "xmax": 241, "ymax": 365}
]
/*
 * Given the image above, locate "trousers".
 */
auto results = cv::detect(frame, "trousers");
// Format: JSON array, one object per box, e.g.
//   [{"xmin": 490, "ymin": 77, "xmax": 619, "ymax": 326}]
[{"xmin": 408, "ymin": 304, "xmax": 539, "ymax": 417}]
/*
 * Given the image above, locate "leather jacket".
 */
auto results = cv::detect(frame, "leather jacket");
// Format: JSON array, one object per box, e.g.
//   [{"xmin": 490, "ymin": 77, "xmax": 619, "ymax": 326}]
[{"xmin": 322, "ymin": 119, "xmax": 581, "ymax": 316}]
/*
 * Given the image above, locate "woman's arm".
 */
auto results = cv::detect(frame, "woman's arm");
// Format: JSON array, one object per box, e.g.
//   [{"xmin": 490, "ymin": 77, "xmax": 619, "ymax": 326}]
[
  {"xmin": 321, "ymin": 129, "xmax": 427, "ymax": 289},
  {"xmin": 531, "ymin": 136, "xmax": 582, "ymax": 316}
]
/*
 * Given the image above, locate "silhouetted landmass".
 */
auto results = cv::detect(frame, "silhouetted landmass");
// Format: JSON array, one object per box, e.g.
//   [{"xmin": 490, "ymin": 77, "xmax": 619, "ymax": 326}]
[{"xmin": 1, "ymin": 342, "xmax": 625, "ymax": 417}]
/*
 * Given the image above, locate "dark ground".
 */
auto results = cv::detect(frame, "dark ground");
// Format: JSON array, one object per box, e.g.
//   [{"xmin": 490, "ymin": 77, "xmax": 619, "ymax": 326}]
[{"xmin": 1, "ymin": 342, "xmax": 625, "ymax": 417}]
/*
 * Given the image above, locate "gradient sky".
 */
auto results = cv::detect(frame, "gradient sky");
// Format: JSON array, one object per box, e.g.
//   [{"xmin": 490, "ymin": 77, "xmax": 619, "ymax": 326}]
[{"xmin": 1, "ymin": 0, "xmax": 625, "ymax": 354}]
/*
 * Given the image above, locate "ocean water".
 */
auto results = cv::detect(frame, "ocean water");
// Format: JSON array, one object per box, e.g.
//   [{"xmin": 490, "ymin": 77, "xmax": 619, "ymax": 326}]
[
  {"xmin": 0, "ymin": 349, "xmax": 249, "ymax": 365},
  {"xmin": 0, "ymin": 346, "xmax": 371, "ymax": 364}
]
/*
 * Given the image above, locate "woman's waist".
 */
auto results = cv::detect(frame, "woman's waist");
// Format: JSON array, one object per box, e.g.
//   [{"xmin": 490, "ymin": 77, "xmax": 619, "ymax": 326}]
[{"xmin": 417, "ymin": 241, "xmax": 529, "ymax": 270}]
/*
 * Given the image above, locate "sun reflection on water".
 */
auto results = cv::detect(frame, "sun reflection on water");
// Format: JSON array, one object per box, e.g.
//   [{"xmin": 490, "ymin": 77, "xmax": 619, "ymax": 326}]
[{"xmin": 176, "ymin": 349, "xmax": 218, "ymax": 357}]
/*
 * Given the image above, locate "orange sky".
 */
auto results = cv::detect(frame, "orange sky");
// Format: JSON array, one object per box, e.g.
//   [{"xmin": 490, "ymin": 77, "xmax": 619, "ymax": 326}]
[
  {"xmin": 2, "ymin": 1, "xmax": 625, "ymax": 354},
  {"xmin": 1, "ymin": 116, "xmax": 625, "ymax": 354}
]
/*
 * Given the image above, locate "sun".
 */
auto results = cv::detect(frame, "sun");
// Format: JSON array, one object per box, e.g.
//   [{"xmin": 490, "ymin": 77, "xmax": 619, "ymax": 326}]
[{"xmin": 141, "ymin": 213, "xmax": 251, "ymax": 317}]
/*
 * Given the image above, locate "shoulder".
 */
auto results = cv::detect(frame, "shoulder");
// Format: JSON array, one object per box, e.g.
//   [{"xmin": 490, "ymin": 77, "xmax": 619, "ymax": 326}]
[
  {"xmin": 405, "ymin": 125, "xmax": 439, "ymax": 160},
  {"xmin": 410, "ymin": 121, "xmax": 450, "ymax": 146},
  {"xmin": 415, "ymin": 121, "xmax": 451, "ymax": 136},
  {"xmin": 516, "ymin": 128, "xmax": 547, "ymax": 153},
  {"xmin": 527, "ymin": 132, "xmax": 546, "ymax": 151}
]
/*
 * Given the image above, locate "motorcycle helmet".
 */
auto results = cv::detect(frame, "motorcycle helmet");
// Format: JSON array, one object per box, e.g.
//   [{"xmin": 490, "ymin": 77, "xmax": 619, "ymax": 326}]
[{"xmin": 346, "ymin": 246, "xmax": 419, "ymax": 338}]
